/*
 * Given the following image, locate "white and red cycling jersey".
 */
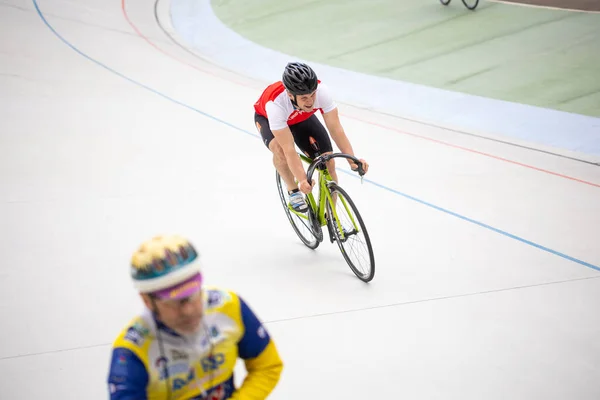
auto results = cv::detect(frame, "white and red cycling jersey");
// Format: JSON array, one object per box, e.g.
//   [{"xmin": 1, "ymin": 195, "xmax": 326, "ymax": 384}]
[{"xmin": 254, "ymin": 81, "xmax": 337, "ymax": 130}]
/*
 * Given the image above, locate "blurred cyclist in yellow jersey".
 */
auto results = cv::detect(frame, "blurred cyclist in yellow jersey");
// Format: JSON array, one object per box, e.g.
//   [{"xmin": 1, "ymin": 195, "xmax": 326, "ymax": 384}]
[{"xmin": 107, "ymin": 235, "xmax": 283, "ymax": 399}]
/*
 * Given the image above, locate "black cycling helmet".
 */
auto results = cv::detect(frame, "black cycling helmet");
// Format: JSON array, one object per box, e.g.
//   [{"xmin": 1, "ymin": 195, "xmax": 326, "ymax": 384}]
[{"xmin": 282, "ymin": 62, "xmax": 318, "ymax": 95}]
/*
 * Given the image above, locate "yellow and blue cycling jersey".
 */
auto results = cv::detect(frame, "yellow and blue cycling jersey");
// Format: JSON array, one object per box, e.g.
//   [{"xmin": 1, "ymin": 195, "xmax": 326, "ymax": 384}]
[{"xmin": 108, "ymin": 287, "xmax": 283, "ymax": 399}]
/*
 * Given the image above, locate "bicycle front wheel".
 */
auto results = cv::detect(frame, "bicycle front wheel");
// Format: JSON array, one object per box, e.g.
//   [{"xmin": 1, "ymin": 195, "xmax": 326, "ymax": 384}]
[
  {"xmin": 440, "ymin": 0, "xmax": 452, "ymax": 5},
  {"xmin": 326, "ymin": 183, "xmax": 375, "ymax": 282},
  {"xmin": 276, "ymin": 170, "xmax": 322, "ymax": 249},
  {"xmin": 461, "ymin": 0, "xmax": 479, "ymax": 9}
]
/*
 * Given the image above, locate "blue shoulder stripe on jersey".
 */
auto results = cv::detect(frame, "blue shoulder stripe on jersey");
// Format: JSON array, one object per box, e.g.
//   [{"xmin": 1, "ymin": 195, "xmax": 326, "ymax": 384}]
[
  {"xmin": 237, "ymin": 296, "xmax": 271, "ymax": 359},
  {"xmin": 108, "ymin": 347, "xmax": 149, "ymax": 399}
]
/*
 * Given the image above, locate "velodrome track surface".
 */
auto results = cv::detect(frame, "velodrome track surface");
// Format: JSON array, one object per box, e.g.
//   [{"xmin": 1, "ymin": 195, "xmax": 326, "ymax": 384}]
[{"xmin": 1, "ymin": 1, "xmax": 599, "ymax": 398}]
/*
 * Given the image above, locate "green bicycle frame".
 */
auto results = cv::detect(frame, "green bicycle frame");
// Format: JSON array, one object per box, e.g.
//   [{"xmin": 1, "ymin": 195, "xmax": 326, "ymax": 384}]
[{"xmin": 285, "ymin": 153, "xmax": 360, "ymax": 240}]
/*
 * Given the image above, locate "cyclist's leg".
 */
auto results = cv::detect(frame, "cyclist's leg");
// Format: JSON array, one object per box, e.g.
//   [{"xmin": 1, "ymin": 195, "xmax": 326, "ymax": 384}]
[
  {"xmin": 256, "ymin": 113, "xmax": 309, "ymax": 212},
  {"xmin": 290, "ymin": 115, "xmax": 341, "ymax": 217},
  {"xmin": 255, "ymin": 112, "xmax": 297, "ymax": 191},
  {"xmin": 290, "ymin": 115, "xmax": 338, "ymax": 183}
]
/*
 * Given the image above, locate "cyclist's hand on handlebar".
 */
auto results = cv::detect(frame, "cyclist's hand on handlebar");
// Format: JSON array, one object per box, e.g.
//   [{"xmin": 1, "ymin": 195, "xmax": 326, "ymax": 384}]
[
  {"xmin": 299, "ymin": 179, "xmax": 314, "ymax": 194},
  {"xmin": 350, "ymin": 158, "xmax": 369, "ymax": 174}
]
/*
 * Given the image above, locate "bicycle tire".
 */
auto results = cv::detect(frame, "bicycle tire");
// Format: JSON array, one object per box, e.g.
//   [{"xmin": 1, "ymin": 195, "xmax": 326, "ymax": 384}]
[
  {"xmin": 461, "ymin": 0, "xmax": 479, "ymax": 9},
  {"xmin": 326, "ymin": 183, "xmax": 375, "ymax": 282},
  {"xmin": 275, "ymin": 170, "xmax": 321, "ymax": 249},
  {"xmin": 440, "ymin": 0, "xmax": 451, "ymax": 5}
]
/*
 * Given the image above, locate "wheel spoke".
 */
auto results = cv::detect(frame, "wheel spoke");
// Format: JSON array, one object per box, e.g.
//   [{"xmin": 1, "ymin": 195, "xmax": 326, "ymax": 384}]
[{"xmin": 327, "ymin": 183, "xmax": 375, "ymax": 282}]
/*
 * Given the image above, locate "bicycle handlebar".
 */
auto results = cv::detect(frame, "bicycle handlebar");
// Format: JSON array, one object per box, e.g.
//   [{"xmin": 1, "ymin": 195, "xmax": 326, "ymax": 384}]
[{"xmin": 305, "ymin": 153, "xmax": 366, "ymax": 184}]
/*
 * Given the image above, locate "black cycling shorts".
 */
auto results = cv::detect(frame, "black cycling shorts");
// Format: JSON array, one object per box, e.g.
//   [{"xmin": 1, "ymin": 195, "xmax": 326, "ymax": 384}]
[{"xmin": 254, "ymin": 112, "xmax": 333, "ymax": 159}]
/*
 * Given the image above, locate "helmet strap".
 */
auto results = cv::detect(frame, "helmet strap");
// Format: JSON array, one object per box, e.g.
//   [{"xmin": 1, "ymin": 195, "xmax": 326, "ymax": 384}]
[{"xmin": 290, "ymin": 94, "xmax": 300, "ymax": 109}]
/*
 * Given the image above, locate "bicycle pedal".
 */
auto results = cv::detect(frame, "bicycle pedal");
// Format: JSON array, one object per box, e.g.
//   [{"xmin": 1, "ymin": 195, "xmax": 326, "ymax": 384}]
[{"xmin": 336, "ymin": 227, "xmax": 355, "ymax": 243}]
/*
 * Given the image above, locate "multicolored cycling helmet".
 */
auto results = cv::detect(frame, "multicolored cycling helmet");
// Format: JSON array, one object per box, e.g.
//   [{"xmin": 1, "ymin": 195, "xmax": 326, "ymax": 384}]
[
  {"xmin": 130, "ymin": 235, "xmax": 202, "ymax": 300},
  {"xmin": 282, "ymin": 62, "xmax": 318, "ymax": 95}
]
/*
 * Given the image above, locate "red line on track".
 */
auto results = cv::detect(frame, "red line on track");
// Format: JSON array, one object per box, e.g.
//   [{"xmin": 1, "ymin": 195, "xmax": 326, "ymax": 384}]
[{"xmin": 121, "ymin": 0, "xmax": 600, "ymax": 189}]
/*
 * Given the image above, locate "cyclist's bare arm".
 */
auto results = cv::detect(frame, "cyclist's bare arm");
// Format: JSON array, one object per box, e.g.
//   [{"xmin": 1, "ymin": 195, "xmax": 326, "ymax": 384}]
[
  {"xmin": 323, "ymin": 108, "xmax": 355, "ymax": 156},
  {"xmin": 323, "ymin": 108, "xmax": 369, "ymax": 173}
]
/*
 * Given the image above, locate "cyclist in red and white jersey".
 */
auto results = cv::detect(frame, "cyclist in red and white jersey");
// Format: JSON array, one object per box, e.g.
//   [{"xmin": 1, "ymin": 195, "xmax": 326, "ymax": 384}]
[{"xmin": 254, "ymin": 62, "xmax": 369, "ymax": 212}]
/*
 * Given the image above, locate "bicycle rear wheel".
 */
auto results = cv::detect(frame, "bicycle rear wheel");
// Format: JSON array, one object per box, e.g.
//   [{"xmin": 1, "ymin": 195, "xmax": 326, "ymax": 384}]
[
  {"xmin": 440, "ymin": 0, "xmax": 451, "ymax": 5},
  {"xmin": 276, "ymin": 170, "xmax": 322, "ymax": 249},
  {"xmin": 325, "ymin": 183, "xmax": 375, "ymax": 282}
]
